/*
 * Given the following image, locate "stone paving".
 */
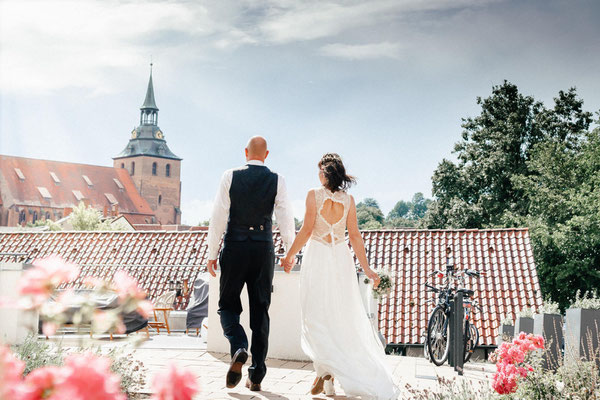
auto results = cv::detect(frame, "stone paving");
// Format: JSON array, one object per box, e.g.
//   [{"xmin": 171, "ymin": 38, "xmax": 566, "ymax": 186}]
[{"xmin": 53, "ymin": 333, "xmax": 494, "ymax": 399}]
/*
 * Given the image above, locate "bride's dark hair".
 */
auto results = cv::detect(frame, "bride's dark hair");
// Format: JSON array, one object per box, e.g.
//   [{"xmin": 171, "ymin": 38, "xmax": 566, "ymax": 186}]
[{"xmin": 318, "ymin": 153, "xmax": 356, "ymax": 192}]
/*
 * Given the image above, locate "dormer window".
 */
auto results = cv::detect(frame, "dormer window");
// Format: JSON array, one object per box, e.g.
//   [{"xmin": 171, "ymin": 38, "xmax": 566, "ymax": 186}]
[
  {"xmin": 82, "ymin": 175, "xmax": 93, "ymax": 186},
  {"xmin": 105, "ymin": 193, "xmax": 118, "ymax": 205},
  {"xmin": 50, "ymin": 171, "xmax": 61, "ymax": 184},
  {"xmin": 113, "ymin": 178, "xmax": 124, "ymax": 190},
  {"xmin": 14, "ymin": 168, "xmax": 25, "ymax": 180},
  {"xmin": 72, "ymin": 190, "xmax": 85, "ymax": 201},
  {"xmin": 37, "ymin": 187, "xmax": 52, "ymax": 199}
]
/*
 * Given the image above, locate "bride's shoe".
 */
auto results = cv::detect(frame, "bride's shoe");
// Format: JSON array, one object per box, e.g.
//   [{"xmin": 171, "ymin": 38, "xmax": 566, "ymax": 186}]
[
  {"xmin": 310, "ymin": 374, "xmax": 332, "ymax": 395},
  {"xmin": 324, "ymin": 376, "xmax": 335, "ymax": 397}
]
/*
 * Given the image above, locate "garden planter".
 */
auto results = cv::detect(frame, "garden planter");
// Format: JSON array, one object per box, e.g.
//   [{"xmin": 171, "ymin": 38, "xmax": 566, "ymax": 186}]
[
  {"xmin": 514, "ymin": 316, "xmax": 534, "ymax": 335},
  {"xmin": 565, "ymin": 308, "xmax": 600, "ymax": 367},
  {"xmin": 533, "ymin": 313, "xmax": 563, "ymax": 370},
  {"xmin": 497, "ymin": 324, "xmax": 514, "ymax": 345}
]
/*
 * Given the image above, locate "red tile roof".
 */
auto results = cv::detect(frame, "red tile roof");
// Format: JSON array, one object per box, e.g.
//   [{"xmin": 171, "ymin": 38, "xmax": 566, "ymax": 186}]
[
  {"xmin": 0, "ymin": 228, "xmax": 540, "ymax": 346},
  {"xmin": 0, "ymin": 155, "xmax": 154, "ymax": 220}
]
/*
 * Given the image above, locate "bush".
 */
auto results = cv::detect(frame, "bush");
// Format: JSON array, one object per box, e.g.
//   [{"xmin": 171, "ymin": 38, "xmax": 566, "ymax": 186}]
[
  {"xmin": 571, "ymin": 290, "xmax": 600, "ymax": 310},
  {"xmin": 12, "ymin": 334, "xmax": 64, "ymax": 375}
]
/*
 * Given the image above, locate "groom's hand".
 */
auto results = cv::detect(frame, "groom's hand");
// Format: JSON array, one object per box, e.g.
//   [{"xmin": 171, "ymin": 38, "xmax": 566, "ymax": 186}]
[{"xmin": 207, "ymin": 259, "xmax": 218, "ymax": 277}]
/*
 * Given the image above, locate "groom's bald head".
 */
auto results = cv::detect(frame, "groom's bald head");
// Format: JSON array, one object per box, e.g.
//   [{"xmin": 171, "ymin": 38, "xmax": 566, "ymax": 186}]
[{"xmin": 245, "ymin": 136, "xmax": 269, "ymax": 162}]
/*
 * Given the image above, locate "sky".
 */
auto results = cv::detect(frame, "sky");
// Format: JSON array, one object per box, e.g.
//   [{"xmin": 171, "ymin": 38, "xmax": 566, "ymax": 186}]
[{"xmin": 1, "ymin": 0, "xmax": 599, "ymax": 224}]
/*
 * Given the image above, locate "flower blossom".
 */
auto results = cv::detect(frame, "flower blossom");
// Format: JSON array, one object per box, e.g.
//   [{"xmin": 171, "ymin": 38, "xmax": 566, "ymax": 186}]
[
  {"xmin": 151, "ymin": 363, "xmax": 199, "ymax": 400},
  {"xmin": 19, "ymin": 255, "xmax": 79, "ymax": 306},
  {"xmin": 0, "ymin": 346, "xmax": 26, "ymax": 400},
  {"xmin": 113, "ymin": 270, "xmax": 146, "ymax": 301}
]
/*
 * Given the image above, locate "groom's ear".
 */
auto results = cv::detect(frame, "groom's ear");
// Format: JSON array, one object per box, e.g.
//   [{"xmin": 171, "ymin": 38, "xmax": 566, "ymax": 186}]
[
  {"xmin": 264, "ymin": 150, "xmax": 269, "ymax": 160},
  {"xmin": 244, "ymin": 148, "xmax": 249, "ymax": 159}
]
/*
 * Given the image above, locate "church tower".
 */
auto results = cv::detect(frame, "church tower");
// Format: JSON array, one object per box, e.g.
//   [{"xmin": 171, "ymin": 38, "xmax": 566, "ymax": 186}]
[{"xmin": 113, "ymin": 65, "xmax": 182, "ymax": 225}]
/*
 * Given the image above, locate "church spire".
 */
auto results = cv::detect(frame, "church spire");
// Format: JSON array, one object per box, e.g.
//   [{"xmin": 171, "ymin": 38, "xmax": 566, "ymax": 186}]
[
  {"xmin": 140, "ymin": 64, "xmax": 158, "ymax": 126},
  {"xmin": 141, "ymin": 63, "xmax": 159, "ymax": 111}
]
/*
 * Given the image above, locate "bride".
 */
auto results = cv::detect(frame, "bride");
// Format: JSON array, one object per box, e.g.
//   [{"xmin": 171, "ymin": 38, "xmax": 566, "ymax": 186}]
[{"xmin": 282, "ymin": 153, "xmax": 399, "ymax": 399}]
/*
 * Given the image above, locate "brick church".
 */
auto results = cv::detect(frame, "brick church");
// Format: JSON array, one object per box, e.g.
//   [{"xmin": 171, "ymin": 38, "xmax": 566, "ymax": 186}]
[{"xmin": 0, "ymin": 68, "xmax": 183, "ymax": 228}]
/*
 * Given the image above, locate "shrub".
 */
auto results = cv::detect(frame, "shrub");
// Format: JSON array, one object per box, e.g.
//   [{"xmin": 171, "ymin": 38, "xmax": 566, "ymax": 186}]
[
  {"xmin": 12, "ymin": 334, "xmax": 64, "ymax": 375},
  {"xmin": 517, "ymin": 307, "xmax": 535, "ymax": 318},
  {"xmin": 539, "ymin": 299, "xmax": 561, "ymax": 315},
  {"xmin": 571, "ymin": 289, "xmax": 600, "ymax": 310}
]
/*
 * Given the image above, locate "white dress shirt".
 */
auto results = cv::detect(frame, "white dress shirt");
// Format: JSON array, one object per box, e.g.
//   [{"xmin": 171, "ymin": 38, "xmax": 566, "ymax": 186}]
[{"xmin": 207, "ymin": 160, "xmax": 296, "ymax": 260}]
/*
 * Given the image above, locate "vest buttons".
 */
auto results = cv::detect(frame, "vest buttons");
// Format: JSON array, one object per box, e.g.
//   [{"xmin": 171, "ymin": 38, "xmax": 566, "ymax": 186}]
[
  {"xmin": 260, "ymin": 225, "xmax": 264, "ymax": 231},
  {"xmin": 249, "ymin": 227, "xmax": 254, "ymax": 231}
]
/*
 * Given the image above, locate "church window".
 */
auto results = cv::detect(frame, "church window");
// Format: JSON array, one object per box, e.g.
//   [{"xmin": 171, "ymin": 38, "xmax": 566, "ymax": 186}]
[
  {"xmin": 121, "ymin": 163, "xmax": 125, "ymax": 169},
  {"xmin": 152, "ymin": 162, "xmax": 157, "ymax": 176},
  {"xmin": 158, "ymin": 194, "xmax": 162, "ymax": 206},
  {"xmin": 166, "ymin": 164, "xmax": 171, "ymax": 177},
  {"xmin": 32, "ymin": 211, "xmax": 38, "ymax": 223},
  {"xmin": 45, "ymin": 212, "xmax": 51, "ymax": 220},
  {"xmin": 131, "ymin": 162, "xmax": 135, "ymax": 175},
  {"xmin": 19, "ymin": 210, "xmax": 26, "ymax": 224}
]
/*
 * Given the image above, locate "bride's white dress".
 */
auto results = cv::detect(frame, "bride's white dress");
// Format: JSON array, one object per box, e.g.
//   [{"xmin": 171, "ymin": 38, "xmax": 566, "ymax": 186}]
[{"xmin": 300, "ymin": 187, "xmax": 399, "ymax": 400}]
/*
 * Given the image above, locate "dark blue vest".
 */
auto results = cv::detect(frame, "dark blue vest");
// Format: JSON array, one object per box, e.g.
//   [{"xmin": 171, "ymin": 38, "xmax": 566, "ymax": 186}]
[{"xmin": 224, "ymin": 164, "xmax": 278, "ymax": 242}]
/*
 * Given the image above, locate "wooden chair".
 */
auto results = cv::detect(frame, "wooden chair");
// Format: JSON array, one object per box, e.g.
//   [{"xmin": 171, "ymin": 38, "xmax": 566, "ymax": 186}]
[{"xmin": 147, "ymin": 290, "xmax": 176, "ymax": 335}]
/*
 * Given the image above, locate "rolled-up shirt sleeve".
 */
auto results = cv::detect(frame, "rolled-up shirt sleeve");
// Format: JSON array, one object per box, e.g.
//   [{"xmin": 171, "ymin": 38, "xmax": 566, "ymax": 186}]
[
  {"xmin": 207, "ymin": 170, "xmax": 232, "ymax": 260},
  {"xmin": 274, "ymin": 174, "xmax": 296, "ymax": 251}
]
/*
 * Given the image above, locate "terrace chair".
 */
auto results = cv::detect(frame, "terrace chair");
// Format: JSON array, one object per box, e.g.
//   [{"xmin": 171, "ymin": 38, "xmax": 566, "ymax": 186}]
[{"xmin": 147, "ymin": 290, "xmax": 176, "ymax": 335}]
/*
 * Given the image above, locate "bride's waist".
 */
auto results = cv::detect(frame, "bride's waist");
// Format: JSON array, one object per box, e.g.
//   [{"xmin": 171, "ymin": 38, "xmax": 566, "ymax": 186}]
[{"xmin": 309, "ymin": 237, "xmax": 347, "ymax": 247}]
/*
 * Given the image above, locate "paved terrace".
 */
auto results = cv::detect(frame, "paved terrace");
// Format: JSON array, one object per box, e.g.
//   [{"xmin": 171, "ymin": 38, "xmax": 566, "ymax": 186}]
[{"xmin": 51, "ymin": 334, "xmax": 494, "ymax": 399}]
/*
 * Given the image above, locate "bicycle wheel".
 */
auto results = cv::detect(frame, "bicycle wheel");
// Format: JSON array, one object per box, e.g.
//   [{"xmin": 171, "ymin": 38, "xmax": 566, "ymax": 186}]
[
  {"xmin": 464, "ymin": 322, "xmax": 479, "ymax": 363},
  {"xmin": 427, "ymin": 306, "xmax": 449, "ymax": 366}
]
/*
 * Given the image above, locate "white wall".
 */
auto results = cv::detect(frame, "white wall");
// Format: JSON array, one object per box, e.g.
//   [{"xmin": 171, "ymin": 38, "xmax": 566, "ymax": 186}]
[
  {"xmin": 0, "ymin": 262, "xmax": 38, "ymax": 344},
  {"xmin": 207, "ymin": 269, "xmax": 307, "ymax": 361}
]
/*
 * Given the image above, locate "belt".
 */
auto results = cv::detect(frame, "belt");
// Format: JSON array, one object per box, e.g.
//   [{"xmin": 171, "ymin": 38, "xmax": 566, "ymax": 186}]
[{"xmin": 228, "ymin": 223, "xmax": 271, "ymax": 232}]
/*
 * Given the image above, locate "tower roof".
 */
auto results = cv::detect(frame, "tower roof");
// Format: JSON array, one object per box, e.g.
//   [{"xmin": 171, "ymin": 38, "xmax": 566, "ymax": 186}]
[{"xmin": 141, "ymin": 68, "xmax": 158, "ymax": 111}]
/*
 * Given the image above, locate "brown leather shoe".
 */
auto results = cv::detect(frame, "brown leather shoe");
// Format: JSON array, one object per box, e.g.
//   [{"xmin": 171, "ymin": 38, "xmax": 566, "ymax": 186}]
[
  {"xmin": 245, "ymin": 378, "xmax": 261, "ymax": 391},
  {"xmin": 226, "ymin": 348, "xmax": 248, "ymax": 388},
  {"xmin": 310, "ymin": 374, "xmax": 331, "ymax": 395}
]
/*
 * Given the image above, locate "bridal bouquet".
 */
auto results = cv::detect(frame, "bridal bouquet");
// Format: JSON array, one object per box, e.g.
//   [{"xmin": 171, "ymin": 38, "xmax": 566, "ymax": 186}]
[{"xmin": 364, "ymin": 270, "xmax": 393, "ymax": 300}]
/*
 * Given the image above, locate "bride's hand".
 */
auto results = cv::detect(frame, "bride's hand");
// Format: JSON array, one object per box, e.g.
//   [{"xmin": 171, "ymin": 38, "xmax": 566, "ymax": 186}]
[
  {"xmin": 365, "ymin": 268, "xmax": 380, "ymax": 288},
  {"xmin": 282, "ymin": 255, "xmax": 294, "ymax": 273}
]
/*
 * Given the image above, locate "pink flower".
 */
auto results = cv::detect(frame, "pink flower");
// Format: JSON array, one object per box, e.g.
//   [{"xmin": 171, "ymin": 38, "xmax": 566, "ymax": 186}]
[
  {"xmin": 113, "ymin": 270, "xmax": 146, "ymax": 302},
  {"xmin": 21, "ymin": 366, "xmax": 63, "ymax": 400},
  {"xmin": 531, "ymin": 335, "xmax": 545, "ymax": 349},
  {"xmin": 0, "ymin": 346, "xmax": 26, "ymax": 400},
  {"xmin": 151, "ymin": 363, "xmax": 199, "ymax": 400},
  {"xmin": 137, "ymin": 300, "xmax": 154, "ymax": 319},
  {"xmin": 19, "ymin": 255, "xmax": 80, "ymax": 306},
  {"xmin": 42, "ymin": 321, "xmax": 59, "ymax": 337},
  {"xmin": 54, "ymin": 353, "xmax": 125, "ymax": 400}
]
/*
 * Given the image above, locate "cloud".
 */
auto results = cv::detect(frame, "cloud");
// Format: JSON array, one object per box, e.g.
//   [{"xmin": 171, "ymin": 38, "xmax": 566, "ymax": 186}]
[{"xmin": 319, "ymin": 41, "xmax": 401, "ymax": 60}]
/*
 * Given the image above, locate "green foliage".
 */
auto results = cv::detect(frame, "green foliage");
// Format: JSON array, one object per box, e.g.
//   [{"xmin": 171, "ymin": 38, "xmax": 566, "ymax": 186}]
[
  {"xmin": 425, "ymin": 81, "xmax": 600, "ymax": 308},
  {"xmin": 70, "ymin": 201, "xmax": 118, "ymax": 231},
  {"xmin": 12, "ymin": 335, "xmax": 146, "ymax": 398},
  {"xmin": 356, "ymin": 198, "xmax": 384, "ymax": 229},
  {"xmin": 406, "ymin": 376, "xmax": 494, "ymax": 400},
  {"xmin": 571, "ymin": 290, "xmax": 600, "ymax": 310},
  {"xmin": 26, "ymin": 219, "xmax": 62, "ymax": 231},
  {"xmin": 386, "ymin": 192, "xmax": 432, "ymax": 228},
  {"xmin": 12, "ymin": 334, "xmax": 64, "ymax": 375}
]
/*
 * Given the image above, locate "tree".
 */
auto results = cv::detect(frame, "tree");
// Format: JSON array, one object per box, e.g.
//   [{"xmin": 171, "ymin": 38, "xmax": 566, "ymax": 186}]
[
  {"xmin": 424, "ymin": 81, "xmax": 599, "ymax": 308},
  {"xmin": 70, "ymin": 202, "xmax": 116, "ymax": 231},
  {"xmin": 424, "ymin": 81, "xmax": 544, "ymax": 228},
  {"xmin": 356, "ymin": 198, "xmax": 384, "ymax": 229},
  {"xmin": 386, "ymin": 192, "xmax": 432, "ymax": 228}
]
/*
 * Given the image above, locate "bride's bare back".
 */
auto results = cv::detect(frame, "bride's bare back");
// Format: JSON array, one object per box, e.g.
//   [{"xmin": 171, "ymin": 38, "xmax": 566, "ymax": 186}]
[{"xmin": 311, "ymin": 187, "xmax": 351, "ymax": 245}]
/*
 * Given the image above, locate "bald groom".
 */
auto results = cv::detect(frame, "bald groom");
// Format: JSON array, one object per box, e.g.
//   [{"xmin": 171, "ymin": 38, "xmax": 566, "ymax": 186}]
[{"xmin": 206, "ymin": 136, "xmax": 295, "ymax": 391}]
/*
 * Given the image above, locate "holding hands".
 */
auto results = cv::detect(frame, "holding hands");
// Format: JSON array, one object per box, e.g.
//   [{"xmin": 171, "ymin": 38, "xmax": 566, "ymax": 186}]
[{"xmin": 282, "ymin": 254, "xmax": 295, "ymax": 273}]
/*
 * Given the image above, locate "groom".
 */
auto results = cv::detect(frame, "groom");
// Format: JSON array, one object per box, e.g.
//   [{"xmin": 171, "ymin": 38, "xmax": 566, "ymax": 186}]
[{"xmin": 206, "ymin": 136, "xmax": 295, "ymax": 391}]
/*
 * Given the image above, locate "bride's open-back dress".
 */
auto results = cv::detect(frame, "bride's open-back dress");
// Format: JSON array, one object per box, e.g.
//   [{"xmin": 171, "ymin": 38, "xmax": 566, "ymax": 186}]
[{"xmin": 300, "ymin": 187, "xmax": 399, "ymax": 399}]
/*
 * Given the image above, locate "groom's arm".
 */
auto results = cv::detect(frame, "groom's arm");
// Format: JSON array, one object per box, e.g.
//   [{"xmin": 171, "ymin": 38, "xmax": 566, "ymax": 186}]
[
  {"xmin": 207, "ymin": 170, "xmax": 232, "ymax": 276},
  {"xmin": 274, "ymin": 175, "xmax": 295, "ymax": 252}
]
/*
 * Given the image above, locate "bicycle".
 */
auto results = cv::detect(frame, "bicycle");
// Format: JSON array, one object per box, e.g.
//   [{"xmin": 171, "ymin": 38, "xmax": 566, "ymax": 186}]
[{"xmin": 425, "ymin": 267, "xmax": 482, "ymax": 366}]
